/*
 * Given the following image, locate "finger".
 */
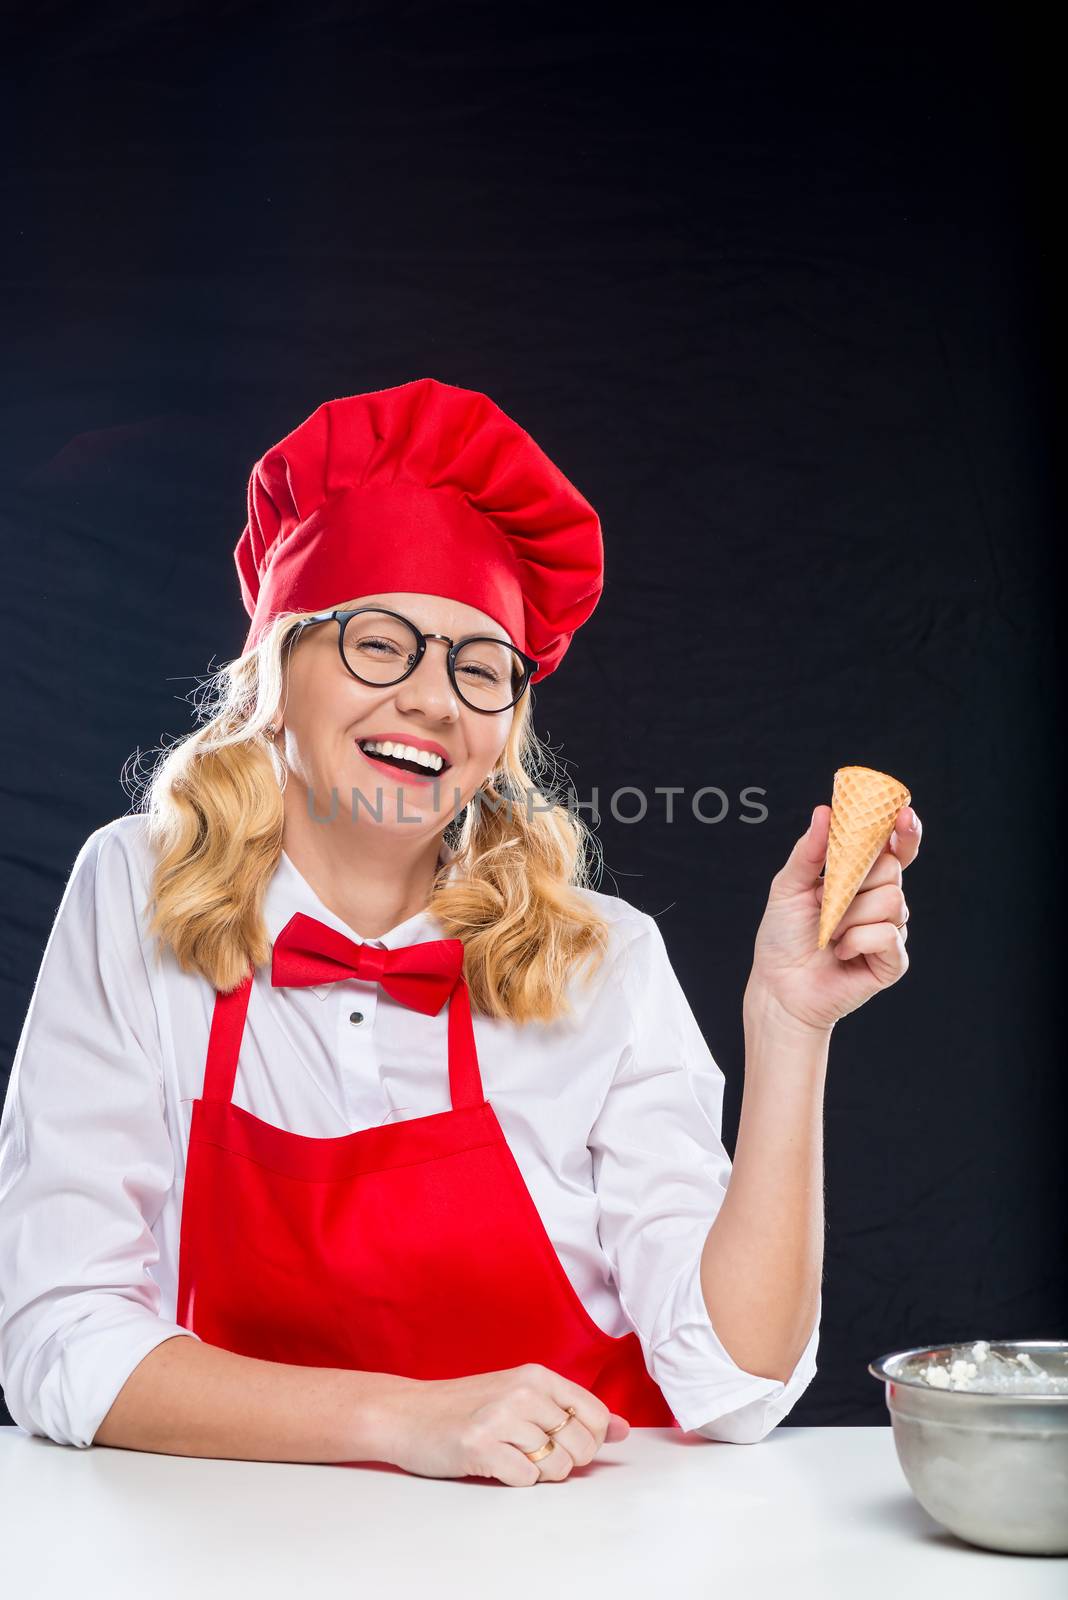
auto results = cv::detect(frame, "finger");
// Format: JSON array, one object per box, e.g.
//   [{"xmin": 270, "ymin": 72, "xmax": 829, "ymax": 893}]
[
  {"xmin": 532, "ymin": 1398, "xmax": 599, "ymax": 1466},
  {"xmin": 775, "ymin": 804, "xmax": 832, "ymax": 895},
  {"xmin": 502, "ymin": 1410, "xmax": 577, "ymax": 1483},
  {"xmin": 888, "ymin": 805, "xmax": 922, "ymax": 870},
  {"xmin": 517, "ymin": 1426, "xmax": 575, "ymax": 1482},
  {"xmin": 491, "ymin": 1436, "xmax": 563, "ymax": 1487},
  {"xmin": 832, "ymin": 920, "xmax": 909, "ymax": 967},
  {"xmin": 825, "ymin": 883, "xmax": 907, "ymax": 936},
  {"xmin": 486, "ymin": 1440, "xmax": 545, "ymax": 1487},
  {"xmin": 816, "ymin": 853, "xmax": 902, "ymax": 902},
  {"xmin": 549, "ymin": 1377, "xmax": 616, "ymax": 1448}
]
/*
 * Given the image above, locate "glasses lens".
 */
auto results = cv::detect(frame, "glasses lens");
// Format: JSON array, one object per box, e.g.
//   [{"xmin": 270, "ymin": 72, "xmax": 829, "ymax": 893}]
[
  {"xmin": 453, "ymin": 638, "xmax": 528, "ymax": 711},
  {"xmin": 342, "ymin": 611, "xmax": 420, "ymax": 684}
]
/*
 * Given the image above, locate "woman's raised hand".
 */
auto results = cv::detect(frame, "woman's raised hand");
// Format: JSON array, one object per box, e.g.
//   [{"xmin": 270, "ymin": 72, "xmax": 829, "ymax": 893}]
[{"xmin": 745, "ymin": 803, "xmax": 923, "ymax": 1036}]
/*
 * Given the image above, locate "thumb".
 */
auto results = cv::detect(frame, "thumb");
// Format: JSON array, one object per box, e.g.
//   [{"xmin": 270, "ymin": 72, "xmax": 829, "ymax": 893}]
[{"xmin": 774, "ymin": 804, "xmax": 830, "ymax": 894}]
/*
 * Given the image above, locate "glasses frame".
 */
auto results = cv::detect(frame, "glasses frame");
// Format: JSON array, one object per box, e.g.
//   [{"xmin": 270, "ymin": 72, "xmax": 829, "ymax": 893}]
[{"xmin": 287, "ymin": 606, "xmax": 539, "ymax": 714}]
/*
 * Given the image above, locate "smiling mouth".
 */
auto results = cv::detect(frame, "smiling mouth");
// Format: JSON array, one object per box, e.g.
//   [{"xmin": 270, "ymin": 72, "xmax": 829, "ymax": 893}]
[{"xmin": 356, "ymin": 740, "xmax": 451, "ymax": 778}]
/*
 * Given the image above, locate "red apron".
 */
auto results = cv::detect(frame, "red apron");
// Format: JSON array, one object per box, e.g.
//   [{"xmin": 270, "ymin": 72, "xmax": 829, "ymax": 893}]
[{"xmin": 175, "ymin": 920, "xmax": 678, "ymax": 1428}]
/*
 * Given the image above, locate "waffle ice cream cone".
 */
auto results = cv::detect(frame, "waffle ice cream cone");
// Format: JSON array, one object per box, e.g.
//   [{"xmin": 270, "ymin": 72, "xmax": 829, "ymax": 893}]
[{"xmin": 817, "ymin": 766, "xmax": 912, "ymax": 949}]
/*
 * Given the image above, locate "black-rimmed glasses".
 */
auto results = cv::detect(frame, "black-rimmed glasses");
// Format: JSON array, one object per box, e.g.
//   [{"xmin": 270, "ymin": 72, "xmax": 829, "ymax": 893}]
[{"xmin": 287, "ymin": 607, "xmax": 538, "ymax": 713}]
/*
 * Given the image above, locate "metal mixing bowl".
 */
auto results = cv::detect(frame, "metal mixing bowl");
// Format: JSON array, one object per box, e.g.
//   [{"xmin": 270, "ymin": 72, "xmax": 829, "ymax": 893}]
[{"xmin": 868, "ymin": 1338, "xmax": 1068, "ymax": 1555}]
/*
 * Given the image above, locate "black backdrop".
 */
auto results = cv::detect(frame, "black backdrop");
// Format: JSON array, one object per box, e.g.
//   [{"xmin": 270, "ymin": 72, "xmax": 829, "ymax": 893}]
[{"xmin": 2, "ymin": 1, "xmax": 1063, "ymax": 1432}]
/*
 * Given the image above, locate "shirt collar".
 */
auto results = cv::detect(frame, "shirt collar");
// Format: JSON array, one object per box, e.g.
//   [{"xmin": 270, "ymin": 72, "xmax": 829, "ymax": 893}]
[{"xmin": 264, "ymin": 837, "xmax": 458, "ymax": 952}]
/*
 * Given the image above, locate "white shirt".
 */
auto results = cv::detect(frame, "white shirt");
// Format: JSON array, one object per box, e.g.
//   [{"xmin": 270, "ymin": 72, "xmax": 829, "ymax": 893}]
[{"xmin": 0, "ymin": 815, "xmax": 819, "ymax": 1450}]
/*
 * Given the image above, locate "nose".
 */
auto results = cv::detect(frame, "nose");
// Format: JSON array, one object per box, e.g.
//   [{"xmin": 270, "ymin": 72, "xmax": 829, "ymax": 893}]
[{"xmin": 394, "ymin": 637, "xmax": 461, "ymax": 718}]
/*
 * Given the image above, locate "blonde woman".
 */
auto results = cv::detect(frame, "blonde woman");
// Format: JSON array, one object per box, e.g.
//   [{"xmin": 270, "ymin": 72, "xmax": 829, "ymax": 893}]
[{"xmin": 0, "ymin": 378, "xmax": 921, "ymax": 1486}]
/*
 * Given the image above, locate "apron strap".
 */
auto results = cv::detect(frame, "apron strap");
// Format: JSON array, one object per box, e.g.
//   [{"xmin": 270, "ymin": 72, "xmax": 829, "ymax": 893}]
[
  {"xmin": 446, "ymin": 975, "xmax": 484, "ymax": 1110},
  {"xmin": 203, "ymin": 972, "xmax": 254, "ymax": 1104},
  {"xmin": 202, "ymin": 969, "xmax": 486, "ymax": 1112}
]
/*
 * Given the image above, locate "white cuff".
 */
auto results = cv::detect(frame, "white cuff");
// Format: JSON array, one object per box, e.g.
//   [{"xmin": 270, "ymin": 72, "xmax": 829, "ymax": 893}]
[
  {"xmin": 7, "ymin": 1303, "xmax": 202, "ymax": 1449},
  {"xmin": 645, "ymin": 1253, "xmax": 821, "ymax": 1442}
]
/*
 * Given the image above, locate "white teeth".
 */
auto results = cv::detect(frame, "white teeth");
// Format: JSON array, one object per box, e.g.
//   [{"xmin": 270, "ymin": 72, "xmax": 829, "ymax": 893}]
[{"xmin": 360, "ymin": 739, "xmax": 445, "ymax": 772}]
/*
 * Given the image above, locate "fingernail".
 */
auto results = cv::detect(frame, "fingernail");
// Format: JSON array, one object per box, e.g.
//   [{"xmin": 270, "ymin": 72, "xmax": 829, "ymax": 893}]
[
  {"xmin": 811, "ymin": 805, "xmax": 820, "ymax": 831},
  {"xmin": 907, "ymin": 808, "xmax": 919, "ymax": 831}
]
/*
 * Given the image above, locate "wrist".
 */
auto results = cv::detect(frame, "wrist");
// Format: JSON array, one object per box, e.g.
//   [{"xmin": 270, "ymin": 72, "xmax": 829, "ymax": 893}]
[
  {"xmin": 743, "ymin": 978, "xmax": 834, "ymax": 1047},
  {"xmin": 344, "ymin": 1370, "xmax": 420, "ymax": 1464}
]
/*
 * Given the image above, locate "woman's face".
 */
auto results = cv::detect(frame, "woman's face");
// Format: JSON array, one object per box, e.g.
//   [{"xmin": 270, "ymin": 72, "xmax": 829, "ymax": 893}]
[{"xmin": 274, "ymin": 592, "xmax": 516, "ymax": 840}]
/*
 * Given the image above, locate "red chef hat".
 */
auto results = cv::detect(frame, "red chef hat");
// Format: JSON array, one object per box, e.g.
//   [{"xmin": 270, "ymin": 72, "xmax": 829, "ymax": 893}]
[{"xmin": 234, "ymin": 377, "xmax": 604, "ymax": 682}]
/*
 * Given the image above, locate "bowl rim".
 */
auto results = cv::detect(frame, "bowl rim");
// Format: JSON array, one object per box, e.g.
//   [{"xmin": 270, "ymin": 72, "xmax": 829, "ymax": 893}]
[{"xmin": 868, "ymin": 1337, "xmax": 1068, "ymax": 1398}]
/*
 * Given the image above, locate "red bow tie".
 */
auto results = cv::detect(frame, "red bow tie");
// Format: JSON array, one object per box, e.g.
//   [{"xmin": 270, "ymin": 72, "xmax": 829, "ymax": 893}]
[{"xmin": 270, "ymin": 913, "xmax": 464, "ymax": 1015}]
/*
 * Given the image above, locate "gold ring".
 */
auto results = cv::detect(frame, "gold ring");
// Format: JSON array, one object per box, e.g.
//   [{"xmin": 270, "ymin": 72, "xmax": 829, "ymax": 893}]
[
  {"xmin": 524, "ymin": 1437, "xmax": 556, "ymax": 1463},
  {"xmin": 545, "ymin": 1405, "xmax": 576, "ymax": 1437}
]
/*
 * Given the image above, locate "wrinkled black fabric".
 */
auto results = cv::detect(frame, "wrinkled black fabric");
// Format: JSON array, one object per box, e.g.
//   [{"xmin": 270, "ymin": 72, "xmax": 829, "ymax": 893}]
[{"xmin": 1, "ymin": 1, "xmax": 1062, "ymax": 1431}]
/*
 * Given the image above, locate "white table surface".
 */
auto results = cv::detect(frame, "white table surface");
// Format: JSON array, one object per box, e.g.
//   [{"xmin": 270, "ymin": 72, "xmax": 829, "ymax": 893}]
[{"xmin": 2, "ymin": 1423, "xmax": 1064, "ymax": 1599}]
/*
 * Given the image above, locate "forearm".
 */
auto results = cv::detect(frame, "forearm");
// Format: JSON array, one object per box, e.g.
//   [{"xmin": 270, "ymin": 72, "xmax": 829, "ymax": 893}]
[
  {"xmin": 93, "ymin": 1331, "xmax": 418, "ymax": 1463},
  {"xmin": 698, "ymin": 983, "xmax": 830, "ymax": 1382}
]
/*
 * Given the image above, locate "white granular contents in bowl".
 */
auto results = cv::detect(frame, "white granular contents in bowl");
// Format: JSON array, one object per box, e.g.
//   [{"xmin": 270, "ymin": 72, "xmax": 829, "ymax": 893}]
[{"xmin": 912, "ymin": 1341, "xmax": 1068, "ymax": 1394}]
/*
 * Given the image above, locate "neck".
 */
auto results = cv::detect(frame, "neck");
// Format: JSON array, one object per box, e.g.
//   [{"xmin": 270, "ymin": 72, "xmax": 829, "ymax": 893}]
[{"xmin": 281, "ymin": 785, "xmax": 448, "ymax": 941}]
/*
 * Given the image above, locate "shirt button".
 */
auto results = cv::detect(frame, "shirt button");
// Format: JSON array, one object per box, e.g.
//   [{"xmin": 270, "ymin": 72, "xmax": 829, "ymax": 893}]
[{"xmin": 349, "ymin": 1011, "xmax": 365, "ymax": 1026}]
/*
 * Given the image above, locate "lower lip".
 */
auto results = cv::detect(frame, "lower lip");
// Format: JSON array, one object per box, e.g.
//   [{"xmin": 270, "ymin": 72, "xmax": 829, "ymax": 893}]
[{"xmin": 355, "ymin": 743, "xmax": 450, "ymax": 787}]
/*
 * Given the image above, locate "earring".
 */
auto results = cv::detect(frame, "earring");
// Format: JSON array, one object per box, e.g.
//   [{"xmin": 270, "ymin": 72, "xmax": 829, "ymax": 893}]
[{"xmin": 264, "ymin": 723, "xmax": 277, "ymax": 738}]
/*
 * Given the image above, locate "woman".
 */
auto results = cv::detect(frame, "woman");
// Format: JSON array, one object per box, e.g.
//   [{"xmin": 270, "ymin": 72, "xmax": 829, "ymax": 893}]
[{"xmin": 0, "ymin": 378, "xmax": 921, "ymax": 1487}]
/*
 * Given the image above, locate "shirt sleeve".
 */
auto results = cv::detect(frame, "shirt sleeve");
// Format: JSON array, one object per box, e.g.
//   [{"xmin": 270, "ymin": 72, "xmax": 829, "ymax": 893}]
[
  {"xmin": 0, "ymin": 823, "xmax": 201, "ymax": 1448},
  {"xmin": 587, "ymin": 911, "xmax": 820, "ymax": 1443}
]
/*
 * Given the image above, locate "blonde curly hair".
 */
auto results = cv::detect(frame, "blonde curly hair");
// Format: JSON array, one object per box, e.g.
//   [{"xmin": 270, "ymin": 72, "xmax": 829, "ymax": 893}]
[{"xmin": 124, "ymin": 603, "xmax": 613, "ymax": 1024}]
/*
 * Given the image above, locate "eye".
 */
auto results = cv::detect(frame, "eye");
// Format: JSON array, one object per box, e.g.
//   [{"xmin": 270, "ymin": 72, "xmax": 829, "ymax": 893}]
[
  {"xmin": 355, "ymin": 636, "xmax": 405, "ymax": 656},
  {"xmin": 459, "ymin": 663, "xmax": 502, "ymax": 684}
]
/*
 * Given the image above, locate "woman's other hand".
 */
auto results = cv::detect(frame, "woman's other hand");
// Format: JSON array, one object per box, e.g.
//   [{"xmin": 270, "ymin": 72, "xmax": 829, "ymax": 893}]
[{"xmin": 372, "ymin": 1363, "xmax": 630, "ymax": 1486}]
